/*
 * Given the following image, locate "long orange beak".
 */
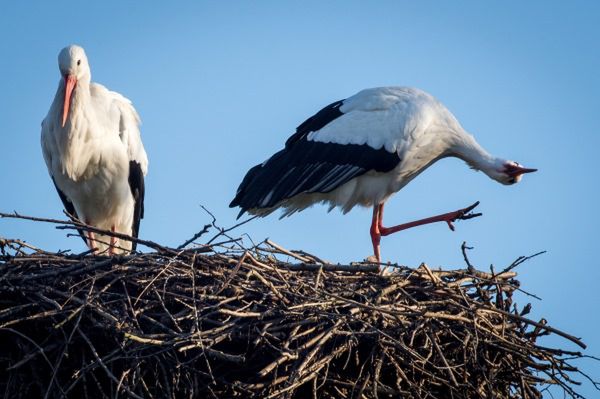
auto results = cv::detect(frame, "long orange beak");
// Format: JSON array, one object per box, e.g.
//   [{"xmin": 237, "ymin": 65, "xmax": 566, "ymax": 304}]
[{"xmin": 62, "ymin": 75, "xmax": 77, "ymax": 127}]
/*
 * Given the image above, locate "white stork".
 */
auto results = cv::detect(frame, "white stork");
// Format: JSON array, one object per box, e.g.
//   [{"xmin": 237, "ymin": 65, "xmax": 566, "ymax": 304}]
[
  {"xmin": 41, "ymin": 45, "xmax": 148, "ymax": 255},
  {"xmin": 230, "ymin": 87, "xmax": 536, "ymax": 262}
]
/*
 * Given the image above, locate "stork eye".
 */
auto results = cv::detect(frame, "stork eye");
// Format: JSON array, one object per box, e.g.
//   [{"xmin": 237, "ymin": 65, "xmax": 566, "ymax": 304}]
[{"xmin": 77, "ymin": 59, "xmax": 81, "ymax": 66}]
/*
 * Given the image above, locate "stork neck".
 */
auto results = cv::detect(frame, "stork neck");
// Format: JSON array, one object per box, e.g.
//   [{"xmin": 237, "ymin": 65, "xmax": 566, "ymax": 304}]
[
  {"xmin": 72, "ymin": 77, "xmax": 90, "ymax": 97},
  {"xmin": 450, "ymin": 133, "xmax": 500, "ymax": 177}
]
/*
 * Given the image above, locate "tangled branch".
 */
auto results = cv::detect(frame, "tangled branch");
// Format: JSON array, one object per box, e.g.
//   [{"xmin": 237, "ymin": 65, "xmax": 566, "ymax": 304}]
[{"xmin": 0, "ymin": 212, "xmax": 597, "ymax": 398}]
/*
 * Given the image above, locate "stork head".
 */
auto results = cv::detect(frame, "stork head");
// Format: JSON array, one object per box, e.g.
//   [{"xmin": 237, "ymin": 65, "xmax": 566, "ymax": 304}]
[
  {"xmin": 490, "ymin": 160, "xmax": 537, "ymax": 185},
  {"xmin": 57, "ymin": 45, "xmax": 90, "ymax": 127}
]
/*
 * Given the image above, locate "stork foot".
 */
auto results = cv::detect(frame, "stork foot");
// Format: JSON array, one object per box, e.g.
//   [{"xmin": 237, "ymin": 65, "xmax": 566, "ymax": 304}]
[
  {"xmin": 438, "ymin": 201, "xmax": 482, "ymax": 232},
  {"xmin": 365, "ymin": 255, "xmax": 379, "ymax": 264}
]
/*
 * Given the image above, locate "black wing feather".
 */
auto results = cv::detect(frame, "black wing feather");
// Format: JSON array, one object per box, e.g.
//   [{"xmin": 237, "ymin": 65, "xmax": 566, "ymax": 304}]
[
  {"xmin": 230, "ymin": 100, "xmax": 401, "ymax": 216},
  {"xmin": 128, "ymin": 161, "xmax": 145, "ymax": 251},
  {"xmin": 285, "ymin": 100, "xmax": 344, "ymax": 147},
  {"xmin": 51, "ymin": 177, "xmax": 87, "ymax": 245}
]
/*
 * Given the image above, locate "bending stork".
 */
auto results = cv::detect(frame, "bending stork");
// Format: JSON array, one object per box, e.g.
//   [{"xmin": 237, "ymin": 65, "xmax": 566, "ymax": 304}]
[
  {"xmin": 230, "ymin": 87, "xmax": 536, "ymax": 262},
  {"xmin": 41, "ymin": 45, "xmax": 148, "ymax": 255}
]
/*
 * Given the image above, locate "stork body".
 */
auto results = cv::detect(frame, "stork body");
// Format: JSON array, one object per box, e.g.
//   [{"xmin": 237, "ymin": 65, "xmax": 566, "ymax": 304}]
[
  {"xmin": 41, "ymin": 45, "xmax": 148, "ymax": 254},
  {"xmin": 230, "ymin": 87, "xmax": 535, "ymax": 261}
]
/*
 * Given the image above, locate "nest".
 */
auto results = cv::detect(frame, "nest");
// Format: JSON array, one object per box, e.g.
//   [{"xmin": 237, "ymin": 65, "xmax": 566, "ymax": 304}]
[{"xmin": 0, "ymin": 214, "xmax": 596, "ymax": 398}]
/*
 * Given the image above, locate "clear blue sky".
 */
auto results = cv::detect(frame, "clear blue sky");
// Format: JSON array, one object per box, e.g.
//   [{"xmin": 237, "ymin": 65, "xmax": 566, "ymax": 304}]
[{"xmin": 1, "ymin": 2, "xmax": 598, "ymax": 396}]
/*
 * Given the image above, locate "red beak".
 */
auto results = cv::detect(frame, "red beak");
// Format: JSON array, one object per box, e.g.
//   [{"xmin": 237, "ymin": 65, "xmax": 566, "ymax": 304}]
[
  {"xmin": 62, "ymin": 75, "xmax": 77, "ymax": 127},
  {"xmin": 506, "ymin": 164, "xmax": 538, "ymax": 178}
]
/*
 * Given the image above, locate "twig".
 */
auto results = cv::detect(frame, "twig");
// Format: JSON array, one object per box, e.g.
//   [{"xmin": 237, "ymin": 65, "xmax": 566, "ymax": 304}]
[
  {"xmin": 461, "ymin": 241, "xmax": 475, "ymax": 271},
  {"xmin": 177, "ymin": 223, "xmax": 212, "ymax": 249},
  {"xmin": 0, "ymin": 211, "xmax": 174, "ymax": 254}
]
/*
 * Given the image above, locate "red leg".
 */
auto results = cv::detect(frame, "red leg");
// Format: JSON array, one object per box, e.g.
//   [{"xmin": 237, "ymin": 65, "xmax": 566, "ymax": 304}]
[
  {"xmin": 108, "ymin": 226, "xmax": 116, "ymax": 256},
  {"xmin": 86, "ymin": 231, "xmax": 97, "ymax": 254},
  {"xmin": 378, "ymin": 202, "xmax": 481, "ymax": 237},
  {"xmin": 369, "ymin": 205, "xmax": 383, "ymax": 263}
]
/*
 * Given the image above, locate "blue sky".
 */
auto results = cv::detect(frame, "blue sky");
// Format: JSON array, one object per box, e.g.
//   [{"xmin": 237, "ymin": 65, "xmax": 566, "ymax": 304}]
[{"xmin": 1, "ymin": 1, "xmax": 599, "ymax": 396}]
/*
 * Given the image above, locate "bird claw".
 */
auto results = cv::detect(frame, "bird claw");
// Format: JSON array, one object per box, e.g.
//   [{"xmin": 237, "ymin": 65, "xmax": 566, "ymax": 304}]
[
  {"xmin": 459, "ymin": 212, "xmax": 483, "ymax": 221},
  {"xmin": 446, "ymin": 201, "xmax": 482, "ymax": 230},
  {"xmin": 460, "ymin": 201, "xmax": 480, "ymax": 215},
  {"xmin": 456, "ymin": 201, "xmax": 482, "ymax": 220}
]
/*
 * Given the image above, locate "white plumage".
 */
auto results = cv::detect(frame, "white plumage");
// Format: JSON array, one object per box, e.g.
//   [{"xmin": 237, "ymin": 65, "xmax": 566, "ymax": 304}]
[
  {"xmin": 41, "ymin": 45, "xmax": 148, "ymax": 254},
  {"xmin": 230, "ymin": 86, "xmax": 536, "ymax": 261}
]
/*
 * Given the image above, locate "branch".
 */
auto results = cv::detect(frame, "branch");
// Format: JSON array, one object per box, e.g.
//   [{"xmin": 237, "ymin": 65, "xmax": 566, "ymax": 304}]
[{"xmin": 0, "ymin": 211, "xmax": 175, "ymax": 254}]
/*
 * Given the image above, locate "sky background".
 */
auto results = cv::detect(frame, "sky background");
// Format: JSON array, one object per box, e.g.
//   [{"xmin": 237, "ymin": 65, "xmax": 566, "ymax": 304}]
[{"xmin": 0, "ymin": 1, "xmax": 598, "ymax": 396}]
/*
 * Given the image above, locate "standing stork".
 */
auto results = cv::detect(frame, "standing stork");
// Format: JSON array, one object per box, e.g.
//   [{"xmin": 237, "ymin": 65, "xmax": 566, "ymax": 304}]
[
  {"xmin": 230, "ymin": 87, "xmax": 536, "ymax": 262},
  {"xmin": 41, "ymin": 45, "xmax": 148, "ymax": 255}
]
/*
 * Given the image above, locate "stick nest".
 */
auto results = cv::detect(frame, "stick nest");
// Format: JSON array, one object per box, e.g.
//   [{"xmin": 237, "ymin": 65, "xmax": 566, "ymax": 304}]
[{"xmin": 0, "ymin": 235, "xmax": 595, "ymax": 399}]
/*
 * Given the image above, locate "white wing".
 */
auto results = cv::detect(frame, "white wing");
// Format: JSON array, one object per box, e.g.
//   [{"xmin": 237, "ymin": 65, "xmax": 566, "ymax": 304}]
[
  {"xmin": 90, "ymin": 83, "xmax": 148, "ymax": 242},
  {"xmin": 91, "ymin": 83, "xmax": 148, "ymax": 175},
  {"xmin": 307, "ymin": 87, "xmax": 458, "ymax": 157},
  {"xmin": 40, "ymin": 118, "xmax": 54, "ymax": 175}
]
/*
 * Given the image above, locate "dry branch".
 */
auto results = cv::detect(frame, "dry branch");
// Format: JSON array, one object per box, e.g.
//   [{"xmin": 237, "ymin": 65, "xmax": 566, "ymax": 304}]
[{"xmin": 0, "ymin": 214, "xmax": 598, "ymax": 398}]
